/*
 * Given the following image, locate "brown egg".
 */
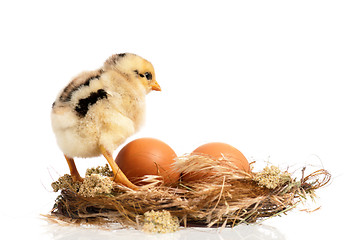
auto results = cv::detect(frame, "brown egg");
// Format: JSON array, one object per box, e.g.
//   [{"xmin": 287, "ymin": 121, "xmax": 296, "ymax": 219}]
[
  {"xmin": 115, "ymin": 138, "xmax": 179, "ymax": 186},
  {"xmin": 182, "ymin": 142, "xmax": 251, "ymax": 182}
]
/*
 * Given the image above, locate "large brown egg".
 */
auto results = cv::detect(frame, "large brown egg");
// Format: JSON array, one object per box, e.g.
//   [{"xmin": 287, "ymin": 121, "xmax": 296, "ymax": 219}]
[
  {"xmin": 182, "ymin": 142, "xmax": 251, "ymax": 182},
  {"xmin": 115, "ymin": 138, "xmax": 179, "ymax": 186}
]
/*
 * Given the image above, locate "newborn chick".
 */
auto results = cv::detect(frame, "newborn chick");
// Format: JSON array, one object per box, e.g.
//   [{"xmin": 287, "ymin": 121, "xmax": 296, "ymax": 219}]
[{"xmin": 51, "ymin": 53, "xmax": 161, "ymax": 190}]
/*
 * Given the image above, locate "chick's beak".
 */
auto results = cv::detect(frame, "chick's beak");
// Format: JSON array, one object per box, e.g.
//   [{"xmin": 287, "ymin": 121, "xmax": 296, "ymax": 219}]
[{"xmin": 151, "ymin": 81, "xmax": 161, "ymax": 91}]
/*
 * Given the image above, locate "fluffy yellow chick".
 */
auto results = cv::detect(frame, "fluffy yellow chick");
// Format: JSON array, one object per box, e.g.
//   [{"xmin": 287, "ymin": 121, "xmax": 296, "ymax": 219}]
[{"xmin": 51, "ymin": 53, "xmax": 161, "ymax": 190}]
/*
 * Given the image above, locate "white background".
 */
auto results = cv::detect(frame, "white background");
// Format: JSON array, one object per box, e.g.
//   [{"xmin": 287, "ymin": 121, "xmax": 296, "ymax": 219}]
[{"xmin": 0, "ymin": 0, "xmax": 362, "ymax": 239}]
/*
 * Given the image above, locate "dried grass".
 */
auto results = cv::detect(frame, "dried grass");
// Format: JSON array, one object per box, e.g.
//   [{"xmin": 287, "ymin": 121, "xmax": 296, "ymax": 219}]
[{"xmin": 49, "ymin": 154, "xmax": 331, "ymax": 229}]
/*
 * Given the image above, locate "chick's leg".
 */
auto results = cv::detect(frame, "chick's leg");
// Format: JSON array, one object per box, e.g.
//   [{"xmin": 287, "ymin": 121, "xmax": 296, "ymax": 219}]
[
  {"xmin": 99, "ymin": 145, "xmax": 139, "ymax": 190},
  {"xmin": 65, "ymin": 155, "xmax": 83, "ymax": 182}
]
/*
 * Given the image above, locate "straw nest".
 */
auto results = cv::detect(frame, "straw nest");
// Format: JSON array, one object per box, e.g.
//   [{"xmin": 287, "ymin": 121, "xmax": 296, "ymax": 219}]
[{"xmin": 49, "ymin": 154, "xmax": 330, "ymax": 231}]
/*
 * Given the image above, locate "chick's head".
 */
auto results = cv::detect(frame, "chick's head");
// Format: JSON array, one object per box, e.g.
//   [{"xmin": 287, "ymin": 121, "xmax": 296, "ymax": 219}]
[{"xmin": 104, "ymin": 53, "xmax": 161, "ymax": 93}]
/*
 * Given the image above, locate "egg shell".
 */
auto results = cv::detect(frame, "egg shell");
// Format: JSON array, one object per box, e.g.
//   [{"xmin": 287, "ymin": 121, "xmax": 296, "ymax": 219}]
[
  {"xmin": 115, "ymin": 138, "xmax": 180, "ymax": 186},
  {"xmin": 182, "ymin": 142, "xmax": 251, "ymax": 182}
]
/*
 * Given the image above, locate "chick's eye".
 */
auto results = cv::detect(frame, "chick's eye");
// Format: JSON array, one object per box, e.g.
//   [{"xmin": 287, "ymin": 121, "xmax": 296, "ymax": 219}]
[{"xmin": 144, "ymin": 72, "xmax": 152, "ymax": 80}]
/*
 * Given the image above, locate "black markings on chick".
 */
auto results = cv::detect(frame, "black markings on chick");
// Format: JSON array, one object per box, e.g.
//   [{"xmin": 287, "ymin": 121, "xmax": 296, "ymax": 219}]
[
  {"xmin": 107, "ymin": 53, "xmax": 126, "ymax": 65},
  {"xmin": 75, "ymin": 89, "xmax": 108, "ymax": 117},
  {"xmin": 134, "ymin": 70, "xmax": 145, "ymax": 78},
  {"xmin": 60, "ymin": 75, "xmax": 101, "ymax": 102}
]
